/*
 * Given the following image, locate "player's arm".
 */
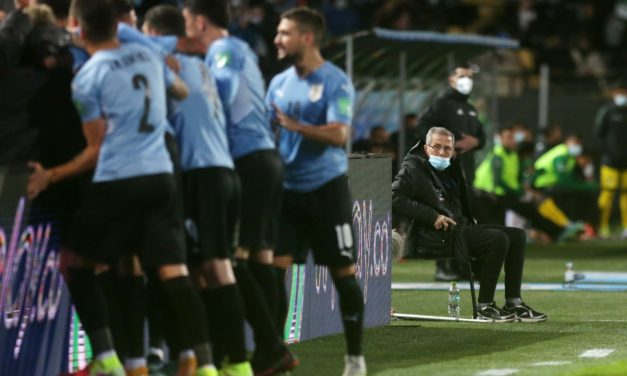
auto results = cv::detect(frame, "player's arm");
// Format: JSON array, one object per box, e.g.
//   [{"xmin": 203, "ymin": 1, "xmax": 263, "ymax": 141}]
[
  {"xmin": 27, "ymin": 118, "xmax": 105, "ymax": 199},
  {"xmin": 273, "ymin": 104, "xmax": 348, "ymax": 147},
  {"xmin": 167, "ymin": 72, "xmax": 188, "ymax": 100}
]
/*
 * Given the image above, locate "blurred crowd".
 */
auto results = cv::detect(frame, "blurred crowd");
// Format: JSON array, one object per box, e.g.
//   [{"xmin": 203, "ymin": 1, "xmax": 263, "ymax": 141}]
[{"xmin": 4, "ymin": 0, "xmax": 621, "ymax": 80}]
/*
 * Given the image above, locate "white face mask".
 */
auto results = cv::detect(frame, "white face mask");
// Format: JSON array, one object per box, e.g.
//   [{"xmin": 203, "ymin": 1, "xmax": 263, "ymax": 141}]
[
  {"xmin": 568, "ymin": 144, "xmax": 583, "ymax": 157},
  {"xmin": 514, "ymin": 131, "xmax": 526, "ymax": 143},
  {"xmin": 455, "ymin": 76, "xmax": 473, "ymax": 95},
  {"xmin": 614, "ymin": 94, "xmax": 627, "ymax": 107}
]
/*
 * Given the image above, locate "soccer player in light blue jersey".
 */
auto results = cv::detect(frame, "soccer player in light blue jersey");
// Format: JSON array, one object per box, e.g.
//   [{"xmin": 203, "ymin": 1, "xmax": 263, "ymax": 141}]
[
  {"xmin": 142, "ymin": 6, "xmax": 254, "ymax": 375},
  {"xmin": 27, "ymin": 1, "xmax": 216, "ymax": 375},
  {"xmin": 182, "ymin": 1, "xmax": 296, "ymax": 374},
  {"xmin": 266, "ymin": 7, "xmax": 366, "ymax": 376}
]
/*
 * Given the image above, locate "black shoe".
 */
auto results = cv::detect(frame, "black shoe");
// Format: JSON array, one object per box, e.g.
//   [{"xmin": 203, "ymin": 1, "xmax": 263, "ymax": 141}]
[
  {"xmin": 476, "ymin": 302, "xmax": 516, "ymax": 322},
  {"xmin": 252, "ymin": 348, "xmax": 299, "ymax": 376},
  {"xmin": 503, "ymin": 302, "xmax": 548, "ymax": 322}
]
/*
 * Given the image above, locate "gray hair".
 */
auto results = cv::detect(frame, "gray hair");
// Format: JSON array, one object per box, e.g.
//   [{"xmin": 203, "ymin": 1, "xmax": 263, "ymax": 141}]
[{"xmin": 425, "ymin": 127, "xmax": 455, "ymax": 145}]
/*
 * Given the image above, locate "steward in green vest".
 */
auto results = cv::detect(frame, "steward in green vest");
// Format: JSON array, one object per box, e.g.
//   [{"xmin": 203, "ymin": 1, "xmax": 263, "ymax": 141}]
[
  {"xmin": 533, "ymin": 135, "xmax": 597, "ymax": 191},
  {"xmin": 472, "ymin": 126, "xmax": 566, "ymax": 239},
  {"xmin": 474, "ymin": 143, "xmax": 521, "ymax": 197}
]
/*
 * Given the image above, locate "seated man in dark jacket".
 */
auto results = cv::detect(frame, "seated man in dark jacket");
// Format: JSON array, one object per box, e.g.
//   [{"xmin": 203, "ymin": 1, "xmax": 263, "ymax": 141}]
[{"xmin": 392, "ymin": 126, "xmax": 547, "ymax": 322}]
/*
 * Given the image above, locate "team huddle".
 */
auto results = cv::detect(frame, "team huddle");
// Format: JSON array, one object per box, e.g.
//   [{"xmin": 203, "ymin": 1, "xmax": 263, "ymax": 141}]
[{"xmin": 26, "ymin": 1, "xmax": 366, "ymax": 376}]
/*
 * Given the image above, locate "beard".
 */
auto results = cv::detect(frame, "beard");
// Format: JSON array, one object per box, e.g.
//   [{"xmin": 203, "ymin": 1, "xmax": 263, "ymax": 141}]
[{"xmin": 277, "ymin": 47, "xmax": 304, "ymax": 66}]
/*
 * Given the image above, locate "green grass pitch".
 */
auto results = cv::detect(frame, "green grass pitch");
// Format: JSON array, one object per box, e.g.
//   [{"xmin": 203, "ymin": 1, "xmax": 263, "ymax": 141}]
[{"xmin": 290, "ymin": 240, "xmax": 627, "ymax": 375}]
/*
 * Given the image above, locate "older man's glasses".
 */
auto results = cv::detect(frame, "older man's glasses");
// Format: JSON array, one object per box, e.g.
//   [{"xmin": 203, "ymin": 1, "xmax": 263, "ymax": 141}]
[{"xmin": 426, "ymin": 144, "xmax": 454, "ymax": 155}]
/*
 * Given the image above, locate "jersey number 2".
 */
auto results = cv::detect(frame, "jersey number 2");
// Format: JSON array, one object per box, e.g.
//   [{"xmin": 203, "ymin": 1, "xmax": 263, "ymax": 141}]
[{"xmin": 132, "ymin": 74, "xmax": 155, "ymax": 133}]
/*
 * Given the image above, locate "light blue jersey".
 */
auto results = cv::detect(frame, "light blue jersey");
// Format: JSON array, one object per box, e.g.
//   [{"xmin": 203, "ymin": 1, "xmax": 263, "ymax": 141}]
[
  {"xmin": 116, "ymin": 23, "xmax": 177, "ymax": 91},
  {"xmin": 72, "ymin": 43, "xmax": 173, "ymax": 182},
  {"xmin": 169, "ymin": 53, "xmax": 233, "ymax": 171},
  {"xmin": 266, "ymin": 62, "xmax": 355, "ymax": 192},
  {"xmin": 206, "ymin": 36, "xmax": 274, "ymax": 159}
]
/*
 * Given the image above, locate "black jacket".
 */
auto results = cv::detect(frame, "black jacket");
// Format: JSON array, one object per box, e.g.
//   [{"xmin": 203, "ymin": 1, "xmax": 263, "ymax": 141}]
[
  {"xmin": 416, "ymin": 87, "xmax": 486, "ymax": 182},
  {"xmin": 595, "ymin": 103, "xmax": 627, "ymax": 169},
  {"xmin": 392, "ymin": 142, "xmax": 474, "ymax": 258},
  {"xmin": 0, "ymin": 9, "xmax": 32, "ymax": 76}
]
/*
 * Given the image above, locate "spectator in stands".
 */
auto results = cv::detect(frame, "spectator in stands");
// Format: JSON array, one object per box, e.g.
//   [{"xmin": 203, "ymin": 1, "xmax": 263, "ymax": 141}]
[
  {"xmin": 390, "ymin": 113, "xmax": 420, "ymax": 158},
  {"xmin": 392, "ymin": 126, "xmax": 547, "ymax": 322},
  {"xmin": 570, "ymin": 34, "xmax": 606, "ymax": 77},
  {"xmin": 353, "ymin": 125, "xmax": 393, "ymax": 155},
  {"xmin": 374, "ymin": 0, "xmax": 414, "ymax": 30},
  {"xmin": 595, "ymin": 79, "xmax": 627, "ymax": 239},
  {"xmin": 323, "ymin": 0, "xmax": 360, "ymax": 37},
  {"xmin": 229, "ymin": 0, "xmax": 280, "ymax": 80}
]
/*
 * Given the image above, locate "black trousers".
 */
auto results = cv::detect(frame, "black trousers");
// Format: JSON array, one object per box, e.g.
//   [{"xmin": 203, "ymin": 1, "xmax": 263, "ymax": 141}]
[{"xmin": 464, "ymin": 225, "xmax": 526, "ymax": 304}]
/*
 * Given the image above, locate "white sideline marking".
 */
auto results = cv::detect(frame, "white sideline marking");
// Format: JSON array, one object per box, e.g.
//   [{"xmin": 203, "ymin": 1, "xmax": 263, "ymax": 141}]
[
  {"xmin": 579, "ymin": 349, "xmax": 614, "ymax": 358},
  {"xmin": 532, "ymin": 361, "xmax": 572, "ymax": 366},
  {"xmin": 475, "ymin": 369, "xmax": 518, "ymax": 376}
]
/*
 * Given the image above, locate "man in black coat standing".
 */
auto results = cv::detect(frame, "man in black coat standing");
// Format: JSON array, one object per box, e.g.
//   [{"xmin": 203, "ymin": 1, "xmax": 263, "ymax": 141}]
[
  {"xmin": 417, "ymin": 62, "xmax": 486, "ymax": 183},
  {"xmin": 392, "ymin": 126, "xmax": 546, "ymax": 322},
  {"xmin": 416, "ymin": 62, "xmax": 486, "ymax": 280}
]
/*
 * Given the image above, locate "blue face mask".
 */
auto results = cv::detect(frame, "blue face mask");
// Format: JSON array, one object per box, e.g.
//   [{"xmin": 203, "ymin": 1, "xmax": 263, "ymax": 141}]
[{"xmin": 429, "ymin": 155, "xmax": 451, "ymax": 171}]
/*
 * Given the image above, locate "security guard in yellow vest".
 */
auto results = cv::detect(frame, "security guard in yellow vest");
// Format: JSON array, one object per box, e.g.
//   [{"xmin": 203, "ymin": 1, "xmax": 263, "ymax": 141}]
[{"xmin": 474, "ymin": 126, "xmax": 576, "ymax": 241}]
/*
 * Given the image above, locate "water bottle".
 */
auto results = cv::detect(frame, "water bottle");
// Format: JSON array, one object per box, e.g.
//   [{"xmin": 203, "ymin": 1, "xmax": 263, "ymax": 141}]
[
  {"xmin": 448, "ymin": 282, "xmax": 460, "ymax": 318},
  {"xmin": 564, "ymin": 262, "xmax": 575, "ymax": 284}
]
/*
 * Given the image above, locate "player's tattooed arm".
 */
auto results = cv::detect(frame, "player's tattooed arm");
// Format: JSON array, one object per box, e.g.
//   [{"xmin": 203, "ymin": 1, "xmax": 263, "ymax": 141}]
[
  {"xmin": 27, "ymin": 118, "xmax": 105, "ymax": 199},
  {"xmin": 273, "ymin": 104, "xmax": 348, "ymax": 147}
]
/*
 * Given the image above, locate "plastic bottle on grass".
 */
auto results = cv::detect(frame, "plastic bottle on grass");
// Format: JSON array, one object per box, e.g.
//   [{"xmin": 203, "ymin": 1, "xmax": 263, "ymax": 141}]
[
  {"xmin": 564, "ymin": 262, "xmax": 575, "ymax": 284},
  {"xmin": 448, "ymin": 282, "xmax": 460, "ymax": 318}
]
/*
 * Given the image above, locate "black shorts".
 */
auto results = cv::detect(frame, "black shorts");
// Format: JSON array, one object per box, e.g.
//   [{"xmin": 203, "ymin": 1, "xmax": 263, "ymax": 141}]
[
  {"xmin": 30, "ymin": 172, "xmax": 91, "ymax": 246},
  {"xmin": 276, "ymin": 175, "xmax": 355, "ymax": 267},
  {"xmin": 183, "ymin": 167, "xmax": 240, "ymax": 264},
  {"xmin": 234, "ymin": 149, "xmax": 283, "ymax": 253},
  {"xmin": 70, "ymin": 173, "xmax": 186, "ymax": 267}
]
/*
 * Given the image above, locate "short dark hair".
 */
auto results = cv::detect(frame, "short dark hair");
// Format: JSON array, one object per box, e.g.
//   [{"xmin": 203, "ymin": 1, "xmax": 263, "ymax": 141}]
[
  {"xmin": 281, "ymin": 7, "xmax": 325, "ymax": 46},
  {"xmin": 144, "ymin": 5, "xmax": 185, "ymax": 37},
  {"xmin": 71, "ymin": 0, "xmax": 117, "ymax": 44},
  {"xmin": 184, "ymin": 0, "xmax": 230, "ymax": 29},
  {"xmin": 448, "ymin": 62, "xmax": 477, "ymax": 77},
  {"xmin": 39, "ymin": 0, "xmax": 71, "ymax": 19},
  {"xmin": 111, "ymin": 0, "xmax": 133, "ymax": 19}
]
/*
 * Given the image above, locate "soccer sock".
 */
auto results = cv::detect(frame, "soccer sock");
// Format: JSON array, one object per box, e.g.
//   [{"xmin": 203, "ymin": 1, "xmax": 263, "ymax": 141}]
[
  {"xmin": 538, "ymin": 198, "xmax": 571, "ymax": 228},
  {"xmin": 506, "ymin": 297, "xmax": 523, "ymax": 306},
  {"xmin": 96, "ymin": 269, "xmax": 127, "ymax": 358},
  {"xmin": 119, "ymin": 275, "xmax": 146, "ymax": 360},
  {"xmin": 161, "ymin": 276, "xmax": 213, "ymax": 368},
  {"xmin": 620, "ymin": 190, "xmax": 627, "ymax": 230},
  {"xmin": 598, "ymin": 190, "xmax": 614, "ymax": 232},
  {"xmin": 274, "ymin": 267, "xmax": 288, "ymax": 340},
  {"xmin": 333, "ymin": 275, "xmax": 364, "ymax": 356},
  {"xmin": 249, "ymin": 261, "xmax": 278, "ymax": 318},
  {"xmin": 234, "ymin": 261, "xmax": 282, "ymax": 355},
  {"xmin": 67, "ymin": 268, "xmax": 115, "ymax": 357},
  {"xmin": 201, "ymin": 284, "xmax": 248, "ymax": 364},
  {"xmin": 145, "ymin": 273, "xmax": 181, "ymax": 359},
  {"xmin": 146, "ymin": 276, "xmax": 165, "ymax": 351}
]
